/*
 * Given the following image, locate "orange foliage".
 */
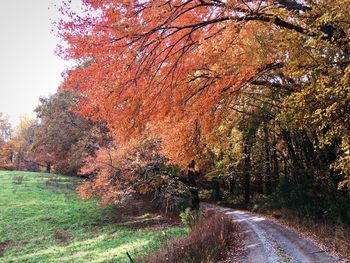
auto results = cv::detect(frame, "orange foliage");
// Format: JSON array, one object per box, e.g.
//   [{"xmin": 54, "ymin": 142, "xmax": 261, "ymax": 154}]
[
  {"xmin": 58, "ymin": 0, "xmax": 275, "ymax": 165},
  {"xmin": 0, "ymin": 140, "xmax": 16, "ymax": 170},
  {"xmin": 77, "ymin": 136, "xmax": 167, "ymax": 205}
]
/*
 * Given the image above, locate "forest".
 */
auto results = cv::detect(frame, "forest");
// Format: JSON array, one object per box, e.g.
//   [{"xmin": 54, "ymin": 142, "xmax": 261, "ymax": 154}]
[{"xmin": 0, "ymin": 0, "xmax": 349, "ymax": 262}]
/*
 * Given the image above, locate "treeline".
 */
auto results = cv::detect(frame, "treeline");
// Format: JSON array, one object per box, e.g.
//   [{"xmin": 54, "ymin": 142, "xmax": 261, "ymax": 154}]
[
  {"xmin": 0, "ymin": 92, "xmax": 107, "ymax": 175},
  {"xmin": 1, "ymin": 0, "xmax": 349, "ymax": 223}
]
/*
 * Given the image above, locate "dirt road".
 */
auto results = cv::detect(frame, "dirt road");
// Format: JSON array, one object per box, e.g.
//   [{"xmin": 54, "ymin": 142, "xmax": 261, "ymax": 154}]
[{"xmin": 219, "ymin": 207, "xmax": 340, "ymax": 263}]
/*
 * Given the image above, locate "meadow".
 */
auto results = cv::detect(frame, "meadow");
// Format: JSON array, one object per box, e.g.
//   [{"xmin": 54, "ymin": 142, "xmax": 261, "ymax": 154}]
[{"xmin": 0, "ymin": 171, "xmax": 187, "ymax": 262}]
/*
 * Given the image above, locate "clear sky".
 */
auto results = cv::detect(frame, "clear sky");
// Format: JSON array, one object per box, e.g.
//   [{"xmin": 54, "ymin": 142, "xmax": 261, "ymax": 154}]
[{"xmin": 0, "ymin": 0, "xmax": 70, "ymax": 127}]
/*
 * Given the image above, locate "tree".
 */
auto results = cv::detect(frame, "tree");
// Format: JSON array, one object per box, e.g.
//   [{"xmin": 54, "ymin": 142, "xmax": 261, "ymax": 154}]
[
  {"xmin": 0, "ymin": 113, "xmax": 13, "ymax": 169},
  {"xmin": 78, "ymin": 135, "xmax": 193, "ymax": 212},
  {"xmin": 12, "ymin": 116, "xmax": 39, "ymax": 171},
  {"xmin": 58, "ymin": 0, "xmax": 350, "ymax": 219},
  {"xmin": 58, "ymin": 0, "xmax": 293, "ymax": 165},
  {"xmin": 0, "ymin": 141, "xmax": 15, "ymax": 170},
  {"xmin": 33, "ymin": 90, "xmax": 107, "ymax": 175},
  {"xmin": 0, "ymin": 113, "xmax": 12, "ymax": 143}
]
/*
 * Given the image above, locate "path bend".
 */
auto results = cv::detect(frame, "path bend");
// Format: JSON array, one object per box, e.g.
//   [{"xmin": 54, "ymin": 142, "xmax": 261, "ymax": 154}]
[{"xmin": 206, "ymin": 205, "xmax": 341, "ymax": 263}]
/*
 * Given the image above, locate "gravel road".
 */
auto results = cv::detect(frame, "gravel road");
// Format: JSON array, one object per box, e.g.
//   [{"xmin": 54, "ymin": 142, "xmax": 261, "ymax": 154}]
[{"xmin": 217, "ymin": 206, "xmax": 341, "ymax": 263}]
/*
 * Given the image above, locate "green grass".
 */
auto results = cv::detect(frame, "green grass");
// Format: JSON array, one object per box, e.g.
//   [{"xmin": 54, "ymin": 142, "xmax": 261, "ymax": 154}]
[{"xmin": 0, "ymin": 171, "xmax": 187, "ymax": 262}]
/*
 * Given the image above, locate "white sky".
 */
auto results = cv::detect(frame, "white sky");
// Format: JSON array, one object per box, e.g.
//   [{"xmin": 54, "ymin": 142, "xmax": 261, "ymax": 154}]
[{"xmin": 0, "ymin": 0, "xmax": 72, "ymax": 127}]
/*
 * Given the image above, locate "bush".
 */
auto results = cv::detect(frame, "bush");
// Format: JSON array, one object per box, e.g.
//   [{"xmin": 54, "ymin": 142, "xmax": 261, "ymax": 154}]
[
  {"xmin": 198, "ymin": 189, "xmax": 214, "ymax": 201},
  {"xmin": 160, "ymin": 179, "xmax": 193, "ymax": 214},
  {"xmin": 180, "ymin": 208, "xmax": 201, "ymax": 229},
  {"xmin": 140, "ymin": 209, "xmax": 241, "ymax": 263}
]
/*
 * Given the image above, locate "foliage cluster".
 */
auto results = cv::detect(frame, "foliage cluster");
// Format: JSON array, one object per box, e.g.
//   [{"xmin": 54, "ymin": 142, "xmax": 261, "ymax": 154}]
[
  {"xmin": 78, "ymin": 136, "xmax": 193, "ymax": 213},
  {"xmin": 52, "ymin": 0, "xmax": 350, "ymax": 223},
  {"xmin": 179, "ymin": 208, "xmax": 201, "ymax": 229},
  {"xmin": 0, "ymin": 91, "xmax": 107, "ymax": 175}
]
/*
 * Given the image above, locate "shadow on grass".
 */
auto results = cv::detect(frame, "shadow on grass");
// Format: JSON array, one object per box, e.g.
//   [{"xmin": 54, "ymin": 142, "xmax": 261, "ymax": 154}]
[{"xmin": 0, "ymin": 171, "xmax": 187, "ymax": 262}]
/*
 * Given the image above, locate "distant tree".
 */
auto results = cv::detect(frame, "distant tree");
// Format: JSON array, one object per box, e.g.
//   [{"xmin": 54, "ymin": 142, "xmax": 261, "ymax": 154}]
[
  {"xmin": 12, "ymin": 116, "xmax": 39, "ymax": 171},
  {"xmin": 0, "ymin": 140, "xmax": 15, "ymax": 170},
  {"xmin": 0, "ymin": 113, "xmax": 12, "ymax": 143},
  {"xmin": 33, "ymin": 90, "xmax": 108, "ymax": 175}
]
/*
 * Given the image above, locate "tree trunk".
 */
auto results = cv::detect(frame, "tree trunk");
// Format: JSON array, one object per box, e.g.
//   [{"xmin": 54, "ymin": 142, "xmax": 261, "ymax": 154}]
[
  {"xmin": 46, "ymin": 163, "xmax": 51, "ymax": 173},
  {"xmin": 264, "ymin": 123, "xmax": 273, "ymax": 195},
  {"xmin": 256, "ymin": 173, "xmax": 263, "ymax": 194},
  {"xmin": 229, "ymin": 178, "xmax": 235, "ymax": 196},
  {"xmin": 281, "ymin": 129, "xmax": 303, "ymax": 170},
  {"xmin": 187, "ymin": 160, "xmax": 199, "ymax": 209},
  {"xmin": 244, "ymin": 139, "xmax": 251, "ymax": 204},
  {"xmin": 213, "ymin": 180, "xmax": 222, "ymax": 201},
  {"xmin": 272, "ymin": 145, "xmax": 279, "ymax": 192}
]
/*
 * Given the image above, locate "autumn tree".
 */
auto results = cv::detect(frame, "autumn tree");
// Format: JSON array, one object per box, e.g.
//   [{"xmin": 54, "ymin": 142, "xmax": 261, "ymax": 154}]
[
  {"xmin": 0, "ymin": 140, "xmax": 16, "ymax": 170},
  {"xmin": 58, "ymin": 0, "xmax": 290, "ymax": 165},
  {"xmin": 0, "ymin": 113, "xmax": 12, "ymax": 144},
  {"xmin": 0, "ymin": 113, "xmax": 13, "ymax": 169},
  {"xmin": 12, "ymin": 116, "xmax": 40, "ymax": 171},
  {"xmin": 195, "ymin": 0, "xmax": 350, "ymax": 215},
  {"xmin": 79, "ymin": 135, "xmax": 193, "ymax": 212},
  {"xmin": 58, "ymin": 0, "xmax": 350, "ymax": 220},
  {"xmin": 33, "ymin": 90, "xmax": 107, "ymax": 175}
]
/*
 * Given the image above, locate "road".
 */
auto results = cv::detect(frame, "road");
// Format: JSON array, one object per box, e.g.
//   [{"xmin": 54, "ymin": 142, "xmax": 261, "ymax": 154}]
[{"xmin": 217, "ymin": 206, "xmax": 341, "ymax": 263}]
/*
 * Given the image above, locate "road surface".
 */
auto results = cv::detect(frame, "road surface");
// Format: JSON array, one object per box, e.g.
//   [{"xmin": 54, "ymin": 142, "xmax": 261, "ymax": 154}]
[{"xmin": 212, "ymin": 205, "xmax": 341, "ymax": 263}]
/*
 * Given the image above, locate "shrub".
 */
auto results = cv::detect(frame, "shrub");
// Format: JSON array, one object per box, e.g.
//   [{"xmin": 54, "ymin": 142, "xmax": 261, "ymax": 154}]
[
  {"xmin": 140, "ymin": 209, "xmax": 241, "ymax": 263},
  {"xmin": 198, "ymin": 189, "xmax": 214, "ymax": 201},
  {"xmin": 180, "ymin": 208, "xmax": 201, "ymax": 229},
  {"xmin": 160, "ymin": 178, "xmax": 193, "ymax": 214}
]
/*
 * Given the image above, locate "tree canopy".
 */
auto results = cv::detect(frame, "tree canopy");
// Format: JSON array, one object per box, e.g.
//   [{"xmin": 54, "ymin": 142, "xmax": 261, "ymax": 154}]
[{"xmin": 2, "ymin": 0, "xmax": 349, "ymax": 223}]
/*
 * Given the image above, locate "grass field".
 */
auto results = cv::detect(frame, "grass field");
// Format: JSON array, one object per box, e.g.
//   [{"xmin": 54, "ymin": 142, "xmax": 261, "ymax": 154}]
[{"xmin": 0, "ymin": 171, "xmax": 187, "ymax": 262}]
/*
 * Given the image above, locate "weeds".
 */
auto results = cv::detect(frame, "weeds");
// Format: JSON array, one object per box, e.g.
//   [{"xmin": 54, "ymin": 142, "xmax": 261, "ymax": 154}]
[
  {"xmin": 12, "ymin": 176, "xmax": 24, "ymax": 185},
  {"xmin": 0, "ymin": 241, "xmax": 13, "ymax": 257},
  {"xmin": 140, "ymin": 209, "xmax": 240, "ymax": 263},
  {"xmin": 53, "ymin": 229, "xmax": 72, "ymax": 244},
  {"xmin": 180, "ymin": 208, "xmax": 201, "ymax": 229}
]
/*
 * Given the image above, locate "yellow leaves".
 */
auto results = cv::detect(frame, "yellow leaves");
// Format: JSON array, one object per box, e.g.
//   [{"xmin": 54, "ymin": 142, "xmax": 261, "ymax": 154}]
[
  {"xmin": 338, "ymin": 176, "xmax": 350, "ymax": 190},
  {"xmin": 0, "ymin": 140, "xmax": 16, "ymax": 169}
]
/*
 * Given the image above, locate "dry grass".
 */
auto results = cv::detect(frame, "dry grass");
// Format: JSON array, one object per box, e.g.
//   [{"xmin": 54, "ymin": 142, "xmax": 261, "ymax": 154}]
[
  {"xmin": 12, "ymin": 175, "xmax": 24, "ymax": 185},
  {"xmin": 140, "ymin": 209, "xmax": 241, "ymax": 263}
]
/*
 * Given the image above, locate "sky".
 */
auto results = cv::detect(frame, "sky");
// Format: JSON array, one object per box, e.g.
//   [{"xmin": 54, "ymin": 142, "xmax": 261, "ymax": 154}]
[{"xmin": 0, "ymin": 0, "xmax": 72, "ymax": 127}]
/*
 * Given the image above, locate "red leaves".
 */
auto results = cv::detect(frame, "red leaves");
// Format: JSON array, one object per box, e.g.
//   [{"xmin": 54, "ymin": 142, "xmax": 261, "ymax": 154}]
[
  {"xmin": 58, "ymin": 0, "xmax": 271, "ymax": 165},
  {"xmin": 77, "ymin": 137, "xmax": 166, "ymax": 205}
]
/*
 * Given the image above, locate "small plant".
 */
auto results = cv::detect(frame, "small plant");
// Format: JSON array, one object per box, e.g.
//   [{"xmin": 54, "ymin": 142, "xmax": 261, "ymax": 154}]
[
  {"xmin": 141, "ymin": 213, "xmax": 152, "ymax": 219},
  {"xmin": 12, "ymin": 176, "xmax": 24, "ymax": 185},
  {"xmin": 53, "ymin": 228, "xmax": 71, "ymax": 244},
  {"xmin": 180, "ymin": 208, "xmax": 200, "ymax": 229}
]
